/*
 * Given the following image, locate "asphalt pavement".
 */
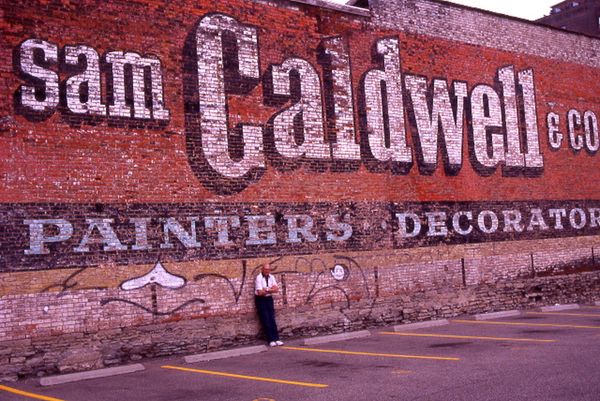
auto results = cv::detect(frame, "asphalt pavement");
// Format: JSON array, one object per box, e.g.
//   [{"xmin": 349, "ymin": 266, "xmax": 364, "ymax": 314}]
[{"xmin": 2, "ymin": 305, "xmax": 600, "ymax": 401}]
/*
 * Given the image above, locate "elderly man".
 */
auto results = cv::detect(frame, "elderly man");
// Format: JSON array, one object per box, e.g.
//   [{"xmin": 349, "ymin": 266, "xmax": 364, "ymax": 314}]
[{"xmin": 255, "ymin": 263, "xmax": 283, "ymax": 347}]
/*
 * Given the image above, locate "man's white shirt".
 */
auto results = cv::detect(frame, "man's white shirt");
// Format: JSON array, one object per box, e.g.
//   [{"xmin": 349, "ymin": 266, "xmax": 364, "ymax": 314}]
[{"xmin": 255, "ymin": 273, "xmax": 278, "ymax": 296}]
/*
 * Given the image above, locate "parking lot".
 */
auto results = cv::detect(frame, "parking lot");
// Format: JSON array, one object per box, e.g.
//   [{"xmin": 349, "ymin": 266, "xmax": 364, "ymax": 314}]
[{"xmin": 2, "ymin": 305, "xmax": 600, "ymax": 401}]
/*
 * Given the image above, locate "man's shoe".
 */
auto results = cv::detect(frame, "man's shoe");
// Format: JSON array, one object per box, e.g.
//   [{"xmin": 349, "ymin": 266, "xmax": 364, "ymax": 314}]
[
  {"xmin": 275, "ymin": 341, "xmax": 284, "ymax": 346},
  {"xmin": 269, "ymin": 341, "xmax": 277, "ymax": 347}
]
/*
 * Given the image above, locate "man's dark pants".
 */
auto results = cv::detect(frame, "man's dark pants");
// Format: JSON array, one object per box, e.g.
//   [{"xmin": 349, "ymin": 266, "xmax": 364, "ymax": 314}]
[{"xmin": 255, "ymin": 295, "xmax": 280, "ymax": 342}]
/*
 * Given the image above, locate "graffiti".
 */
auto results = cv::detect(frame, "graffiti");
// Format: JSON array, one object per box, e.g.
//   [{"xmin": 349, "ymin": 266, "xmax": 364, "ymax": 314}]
[
  {"xmin": 86, "ymin": 255, "xmax": 375, "ymax": 317},
  {"xmin": 100, "ymin": 262, "xmax": 204, "ymax": 316},
  {"xmin": 194, "ymin": 260, "xmax": 248, "ymax": 303},
  {"xmin": 120, "ymin": 261, "xmax": 186, "ymax": 290},
  {"xmin": 331, "ymin": 264, "xmax": 347, "ymax": 281},
  {"xmin": 41, "ymin": 266, "xmax": 107, "ymax": 296},
  {"xmin": 266, "ymin": 255, "xmax": 374, "ymax": 319},
  {"xmin": 196, "ymin": 255, "xmax": 375, "ymax": 317}
]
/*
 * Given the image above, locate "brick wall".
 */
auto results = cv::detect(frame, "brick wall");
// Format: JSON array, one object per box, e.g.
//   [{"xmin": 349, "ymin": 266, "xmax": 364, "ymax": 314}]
[{"xmin": 1, "ymin": 0, "xmax": 600, "ymax": 380}]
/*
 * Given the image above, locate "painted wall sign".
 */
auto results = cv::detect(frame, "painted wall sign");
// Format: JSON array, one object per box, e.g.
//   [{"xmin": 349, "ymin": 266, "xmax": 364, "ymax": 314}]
[
  {"xmin": 2, "ymin": 4, "xmax": 600, "ymax": 275},
  {"xmin": 11, "ymin": 13, "xmax": 599, "ymax": 194},
  {"xmin": 1, "ymin": 200, "xmax": 599, "ymax": 272}
]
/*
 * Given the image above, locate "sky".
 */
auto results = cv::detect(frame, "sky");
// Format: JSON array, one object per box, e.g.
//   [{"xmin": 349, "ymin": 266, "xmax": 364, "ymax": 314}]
[{"xmin": 330, "ymin": 0, "xmax": 560, "ymax": 21}]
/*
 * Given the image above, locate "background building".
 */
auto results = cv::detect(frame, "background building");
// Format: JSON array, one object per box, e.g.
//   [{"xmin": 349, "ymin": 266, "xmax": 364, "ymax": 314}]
[{"xmin": 538, "ymin": 0, "xmax": 600, "ymax": 37}]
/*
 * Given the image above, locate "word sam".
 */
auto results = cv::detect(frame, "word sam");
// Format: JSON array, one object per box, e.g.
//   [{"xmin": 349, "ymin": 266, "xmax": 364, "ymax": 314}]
[{"xmin": 15, "ymin": 39, "xmax": 170, "ymax": 123}]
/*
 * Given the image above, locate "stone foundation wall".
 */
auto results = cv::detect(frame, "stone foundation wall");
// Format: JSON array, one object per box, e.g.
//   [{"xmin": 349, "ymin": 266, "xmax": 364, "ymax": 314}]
[{"xmin": 3, "ymin": 267, "xmax": 600, "ymax": 381}]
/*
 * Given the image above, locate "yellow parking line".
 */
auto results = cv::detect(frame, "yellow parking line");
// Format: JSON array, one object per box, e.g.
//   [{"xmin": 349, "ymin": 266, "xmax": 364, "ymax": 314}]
[
  {"xmin": 526, "ymin": 311, "xmax": 600, "ymax": 318},
  {"xmin": 281, "ymin": 346, "xmax": 460, "ymax": 361},
  {"xmin": 161, "ymin": 365, "xmax": 328, "ymax": 388},
  {"xmin": 380, "ymin": 331, "xmax": 556, "ymax": 343},
  {"xmin": 452, "ymin": 319, "xmax": 600, "ymax": 329},
  {"xmin": 0, "ymin": 385, "xmax": 65, "ymax": 401}
]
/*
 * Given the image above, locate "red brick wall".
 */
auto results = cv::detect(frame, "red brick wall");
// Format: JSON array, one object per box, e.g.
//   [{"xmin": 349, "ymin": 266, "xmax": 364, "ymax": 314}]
[
  {"xmin": 1, "ymin": 0, "xmax": 600, "ymax": 380},
  {"xmin": 2, "ymin": 1, "xmax": 600, "ymax": 203}
]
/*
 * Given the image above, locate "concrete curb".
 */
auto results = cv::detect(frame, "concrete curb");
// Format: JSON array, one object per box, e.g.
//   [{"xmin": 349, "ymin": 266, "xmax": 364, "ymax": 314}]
[
  {"xmin": 184, "ymin": 345, "xmax": 268, "ymax": 363},
  {"xmin": 393, "ymin": 319, "xmax": 449, "ymax": 332},
  {"xmin": 540, "ymin": 304, "xmax": 580, "ymax": 312},
  {"xmin": 474, "ymin": 310, "xmax": 521, "ymax": 320},
  {"xmin": 303, "ymin": 330, "xmax": 371, "ymax": 345},
  {"xmin": 40, "ymin": 364, "xmax": 145, "ymax": 386}
]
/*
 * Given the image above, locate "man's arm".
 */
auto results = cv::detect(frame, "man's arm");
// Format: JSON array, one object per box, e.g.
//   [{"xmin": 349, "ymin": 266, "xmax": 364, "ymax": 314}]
[{"xmin": 268, "ymin": 275, "xmax": 279, "ymax": 294}]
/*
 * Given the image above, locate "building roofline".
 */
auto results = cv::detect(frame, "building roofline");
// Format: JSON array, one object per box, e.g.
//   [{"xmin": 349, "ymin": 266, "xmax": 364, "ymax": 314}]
[{"xmin": 293, "ymin": 0, "xmax": 599, "ymax": 41}]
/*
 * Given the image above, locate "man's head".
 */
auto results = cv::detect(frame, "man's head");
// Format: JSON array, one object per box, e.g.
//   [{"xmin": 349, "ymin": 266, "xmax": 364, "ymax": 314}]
[{"xmin": 261, "ymin": 263, "xmax": 271, "ymax": 276}]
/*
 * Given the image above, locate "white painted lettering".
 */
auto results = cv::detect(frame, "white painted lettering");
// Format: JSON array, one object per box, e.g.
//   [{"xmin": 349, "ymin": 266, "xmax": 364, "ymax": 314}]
[
  {"xmin": 18, "ymin": 39, "xmax": 59, "ymax": 113},
  {"xmin": 24, "ymin": 219, "xmax": 73, "ymax": 255},
  {"xmin": 74, "ymin": 218, "xmax": 128, "ymax": 252}
]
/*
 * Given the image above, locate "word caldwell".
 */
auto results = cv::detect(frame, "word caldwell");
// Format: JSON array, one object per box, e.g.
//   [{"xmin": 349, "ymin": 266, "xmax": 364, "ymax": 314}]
[{"xmin": 13, "ymin": 13, "xmax": 599, "ymax": 194}]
